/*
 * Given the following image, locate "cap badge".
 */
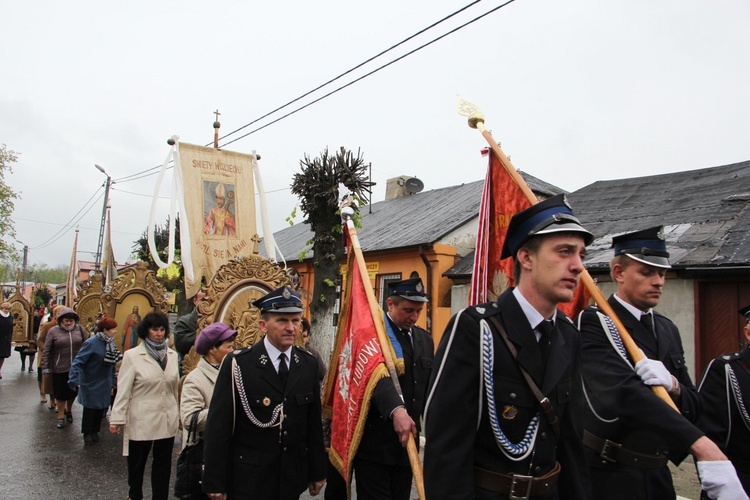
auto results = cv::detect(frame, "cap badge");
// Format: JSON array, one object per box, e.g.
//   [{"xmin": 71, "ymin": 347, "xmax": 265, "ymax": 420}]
[
  {"xmin": 282, "ymin": 287, "xmax": 292, "ymax": 300},
  {"xmin": 562, "ymin": 195, "xmax": 572, "ymax": 210},
  {"xmin": 657, "ymin": 228, "xmax": 665, "ymax": 240},
  {"xmin": 262, "ymin": 397, "xmax": 271, "ymax": 407},
  {"xmin": 415, "ymin": 283, "xmax": 424, "ymax": 293}
]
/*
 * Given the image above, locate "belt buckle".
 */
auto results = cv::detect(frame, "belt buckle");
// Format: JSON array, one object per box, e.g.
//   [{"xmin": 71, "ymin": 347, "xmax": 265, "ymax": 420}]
[
  {"xmin": 508, "ymin": 474, "xmax": 533, "ymax": 500},
  {"xmin": 600, "ymin": 439, "xmax": 618, "ymax": 463}
]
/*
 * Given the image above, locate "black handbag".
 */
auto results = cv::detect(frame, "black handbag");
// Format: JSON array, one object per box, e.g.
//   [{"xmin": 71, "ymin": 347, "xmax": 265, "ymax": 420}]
[{"xmin": 174, "ymin": 412, "xmax": 205, "ymax": 499}]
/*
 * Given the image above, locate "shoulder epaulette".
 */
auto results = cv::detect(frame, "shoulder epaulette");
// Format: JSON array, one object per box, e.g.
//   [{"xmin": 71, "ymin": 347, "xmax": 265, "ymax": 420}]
[
  {"xmin": 233, "ymin": 345, "xmax": 254, "ymax": 356},
  {"xmin": 467, "ymin": 301, "xmax": 502, "ymax": 319},
  {"xmin": 717, "ymin": 352, "xmax": 742, "ymax": 363},
  {"xmin": 296, "ymin": 346, "xmax": 314, "ymax": 357}
]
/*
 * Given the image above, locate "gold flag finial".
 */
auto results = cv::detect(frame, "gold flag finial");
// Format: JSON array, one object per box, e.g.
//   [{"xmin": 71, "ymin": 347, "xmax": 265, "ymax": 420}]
[{"xmin": 455, "ymin": 95, "xmax": 485, "ymax": 129}]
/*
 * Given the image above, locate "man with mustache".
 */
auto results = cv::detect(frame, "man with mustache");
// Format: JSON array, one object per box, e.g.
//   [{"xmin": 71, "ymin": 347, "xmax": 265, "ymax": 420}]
[{"xmin": 579, "ymin": 226, "xmax": 745, "ymax": 499}]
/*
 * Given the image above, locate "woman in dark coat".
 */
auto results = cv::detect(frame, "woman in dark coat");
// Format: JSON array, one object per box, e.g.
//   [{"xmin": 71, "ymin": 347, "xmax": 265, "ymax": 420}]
[
  {"xmin": 69, "ymin": 316, "xmax": 121, "ymax": 445},
  {"xmin": 0, "ymin": 302, "xmax": 13, "ymax": 379},
  {"xmin": 42, "ymin": 307, "xmax": 89, "ymax": 429}
]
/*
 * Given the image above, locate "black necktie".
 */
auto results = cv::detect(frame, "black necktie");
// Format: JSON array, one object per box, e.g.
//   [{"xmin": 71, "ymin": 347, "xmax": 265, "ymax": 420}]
[
  {"xmin": 641, "ymin": 313, "xmax": 655, "ymax": 337},
  {"xmin": 537, "ymin": 320, "xmax": 554, "ymax": 363},
  {"xmin": 278, "ymin": 353, "xmax": 289, "ymax": 386}
]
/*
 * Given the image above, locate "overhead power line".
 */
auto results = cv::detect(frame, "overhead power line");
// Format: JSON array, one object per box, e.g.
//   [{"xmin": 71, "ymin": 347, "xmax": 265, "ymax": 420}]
[
  {"xmin": 217, "ymin": 0, "xmax": 485, "ymax": 143},
  {"xmin": 220, "ymin": 0, "xmax": 516, "ymax": 148},
  {"xmin": 112, "ymin": 0, "xmax": 501, "ymax": 184},
  {"xmin": 32, "ymin": 189, "xmax": 105, "ymax": 250}
]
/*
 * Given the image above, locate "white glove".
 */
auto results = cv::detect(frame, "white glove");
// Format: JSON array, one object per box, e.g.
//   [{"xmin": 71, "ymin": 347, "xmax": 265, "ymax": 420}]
[
  {"xmin": 634, "ymin": 358, "xmax": 673, "ymax": 391},
  {"xmin": 697, "ymin": 461, "xmax": 749, "ymax": 500}
]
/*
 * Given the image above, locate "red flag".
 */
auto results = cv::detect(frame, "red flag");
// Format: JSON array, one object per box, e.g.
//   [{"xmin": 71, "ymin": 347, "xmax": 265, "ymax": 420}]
[
  {"xmin": 323, "ymin": 247, "xmax": 388, "ymax": 489},
  {"xmin": 469, "ymin": 149, "xmax": 530, "ymax": 303},
  {"xmin": 469, "ymin": 148, "xmax": 591, "ymax": 319}
]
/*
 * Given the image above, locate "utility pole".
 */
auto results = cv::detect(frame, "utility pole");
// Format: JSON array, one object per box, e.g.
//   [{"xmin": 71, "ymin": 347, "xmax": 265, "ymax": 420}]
[
  {"xmin": 16, "ymin": 240, "xmax": 28, "ymax": 298},
  {"xmin": 94, "ymin": 164, "xmax": 112, "ymax": 273}
]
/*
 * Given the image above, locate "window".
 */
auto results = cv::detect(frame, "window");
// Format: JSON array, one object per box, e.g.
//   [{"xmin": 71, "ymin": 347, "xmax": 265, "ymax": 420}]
[{"xmin": 378, "ymin": 273, "xmax": 402, "ymax": 310}]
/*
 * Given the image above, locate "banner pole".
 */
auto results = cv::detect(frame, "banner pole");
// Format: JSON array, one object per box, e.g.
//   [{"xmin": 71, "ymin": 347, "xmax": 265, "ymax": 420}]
[
  {"xmin": 343, "ymin": 214, "xmax": 426, "ymax": 499},
  {"xmin": 465, "ymin": 109, "xmax": 678, "ymax": 412}
]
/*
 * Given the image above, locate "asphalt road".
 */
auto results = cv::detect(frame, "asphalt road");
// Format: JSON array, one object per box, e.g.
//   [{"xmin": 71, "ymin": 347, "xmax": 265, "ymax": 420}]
[{"xmin": 0, "ymin": 353, "xmax": 702, "ymax": 499}]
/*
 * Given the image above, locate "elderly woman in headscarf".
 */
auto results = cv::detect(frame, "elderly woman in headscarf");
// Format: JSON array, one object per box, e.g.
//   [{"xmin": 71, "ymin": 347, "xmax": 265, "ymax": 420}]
[
  {"xmin": 41, "ymin": 307, "xmax": 89, "ymax": 429},
  {"xmin": 68, "ymin": 316, "xmax": 121, "ymax": 445},
  {"xmin": 109, "ymin": 310, "xmax": 179, "ymax": 500},
  {"xmin": 37, "ymin": 305, "xmax": 63, "ymax": 407}
]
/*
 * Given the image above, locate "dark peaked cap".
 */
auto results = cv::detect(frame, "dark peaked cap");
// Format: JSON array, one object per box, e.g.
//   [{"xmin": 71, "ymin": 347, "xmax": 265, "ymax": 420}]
[
  {"xmin": 612, "ymin": 226, "xmax": 671, "ymax": 269},
  {"xmin": 740, "ymin": 304, "xmax": 750, "ymax": 323},
  {"xmin": 501, "ymin": 194, "xmax": 594, "ymax": 259},
  {"xmin": 252, "ymin": 285, "xmax": 304, "ymax": 313},
  {"xmin": 388, "ymin": 278, "xmax": 429, "ymax": 302}
]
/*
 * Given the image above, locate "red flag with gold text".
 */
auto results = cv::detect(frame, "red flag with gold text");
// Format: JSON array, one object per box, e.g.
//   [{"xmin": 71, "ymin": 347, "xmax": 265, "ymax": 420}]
[
  {"xmin": 469, "ymin": 149, "xmax": 530, "ymax": 303},
  {"xmin": 469, "ymin": 148, "xmax": 591, "ymax": 317},
  {"xmin": 323, "ymin": 247, "xmax": 388, "ymax": 489}
]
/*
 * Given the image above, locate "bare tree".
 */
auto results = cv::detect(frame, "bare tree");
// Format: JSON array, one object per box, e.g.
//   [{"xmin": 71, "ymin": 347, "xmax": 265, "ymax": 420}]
[{"xmin": 291, "ymin": 147, "xmax": 373, "ymax": 363}]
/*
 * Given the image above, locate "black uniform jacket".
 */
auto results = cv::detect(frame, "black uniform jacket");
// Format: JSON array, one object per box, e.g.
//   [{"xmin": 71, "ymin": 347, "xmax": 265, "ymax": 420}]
[
  {"xmin": 424, "ymin": 288, "xmax": 591, "ymax": 499},
  {"xmin": 698, "ymin": 345, "xmax": 750, "ymax": 493},
  {"xmin": 579, "ymin": 295, "xmax": 703, "ymax": 466},
  {"xmin": 201, "ymin": 341, "xmax": 326, "ymax": 499},
  {"xmin": 355, "ymin": 319, "xmax": 434, "ymax": 466}
]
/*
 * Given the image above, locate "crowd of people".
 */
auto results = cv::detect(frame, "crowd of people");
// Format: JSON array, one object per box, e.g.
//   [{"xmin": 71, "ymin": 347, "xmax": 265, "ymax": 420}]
[{"xmin": 3, "ymin": 197, "xmax": 750, "ymax": 499}]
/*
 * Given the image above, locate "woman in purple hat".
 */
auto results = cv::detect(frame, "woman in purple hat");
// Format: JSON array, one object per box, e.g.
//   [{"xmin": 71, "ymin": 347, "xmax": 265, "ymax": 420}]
[{"xmin": 176, "ymin": 322, "xmax": 236, "ymax": 499}]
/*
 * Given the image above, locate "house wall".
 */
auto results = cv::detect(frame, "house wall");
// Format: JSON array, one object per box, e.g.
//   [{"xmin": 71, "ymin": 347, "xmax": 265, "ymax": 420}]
[
  {"xmin": 437, "ymin": 217, "xmax": 479, "ymax": 258},
  {"xmin": 448, "ymin": 276, "xmax": 698, "ymax": 377},
  {"xmin": 287, "ymin": 244, "xmax": 459, "ymax": 348},
  {"xmin": 596, "ymin": 278, "xmax": 697, "ymax": 379}
]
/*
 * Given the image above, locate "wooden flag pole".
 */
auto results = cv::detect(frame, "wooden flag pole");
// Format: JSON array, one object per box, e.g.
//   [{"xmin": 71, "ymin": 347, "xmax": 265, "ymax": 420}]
[
  {"xmin": 464, "ymin": 107, "xmax": 678, "ymax": 412},
  {"xmin": 343, "ymin": 214, "xmax": 426, "ymax": 500}
]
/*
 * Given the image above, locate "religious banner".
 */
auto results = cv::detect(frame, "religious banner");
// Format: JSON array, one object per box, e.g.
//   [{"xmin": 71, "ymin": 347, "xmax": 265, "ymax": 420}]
[
  {"xmin": 102, "ymin": 209, "xmax": 118, "ymax": 287},
  {"xmin": 470, "ymin": 148, "xmax": 530, "ymax": 303},
  {"xmin": 324, "ymin": 246, "xmax": 389, "ymax": 490},
  {"xmin": 178, "ymin": 142, "xmax": 257, "ymax": 296},
  {"xmin": 66, "ymin": 229, "xmax": 80, "ymax": 307},
  {"xmin": 148, "ymin": 137, "xmax": 275, "ymax": 297},
  {"xmin": 470, "ymin": 148, "xmax": 591, "ymax": 318}
]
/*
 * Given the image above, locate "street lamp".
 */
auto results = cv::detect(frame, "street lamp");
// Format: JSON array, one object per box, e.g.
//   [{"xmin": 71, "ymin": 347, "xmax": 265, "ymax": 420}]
[{"xmin": 94, "ymin": 164, "xmax": 112, "ymax": 273}]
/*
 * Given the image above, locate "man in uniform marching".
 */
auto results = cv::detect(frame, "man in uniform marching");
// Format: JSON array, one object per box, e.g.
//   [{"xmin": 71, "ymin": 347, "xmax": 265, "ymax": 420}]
[
  {"xmin": 698, "ymin": 305, "xmax": 750, "ymax": 496},
  {"xmin": 352, "ymin": 277, "xmax": 434, "ymax": 500},
  {"xmin": 202, "ymin": 285, "xmax": 326, "ymax": 499},
  {"xmin": 578, "ymin": 226, "xmax": 745, "ymax": 499},
  {"xmin": 424, "ymin": 194, "xmax": 594, "ymax": 499}
]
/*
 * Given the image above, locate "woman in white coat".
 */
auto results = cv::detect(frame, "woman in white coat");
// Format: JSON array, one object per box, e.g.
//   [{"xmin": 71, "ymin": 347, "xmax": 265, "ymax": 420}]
[
  {"xmin": 110, "ymin": 311, "xmax": 179, "ymax": 500},
  {"xmin": 179, "ymin": 322, "xmax": 237, "ymax": 450}
]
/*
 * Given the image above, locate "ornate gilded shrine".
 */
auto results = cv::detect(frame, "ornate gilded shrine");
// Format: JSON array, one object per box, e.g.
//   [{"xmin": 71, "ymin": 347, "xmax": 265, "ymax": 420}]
[
  {"xmin": 75, "ymin": 262, "xmax": 169, "ymax": 353},
  {"xmin": 74, "ymin": 273, "xmax": 105, "ymax": 333},
  {"xmin": 181, "ymin": 254, "xmax": 291, "ymax": 375},
  {"xmin": 7, "ymin": 280, "xmax": 32, "ymax": 348}
]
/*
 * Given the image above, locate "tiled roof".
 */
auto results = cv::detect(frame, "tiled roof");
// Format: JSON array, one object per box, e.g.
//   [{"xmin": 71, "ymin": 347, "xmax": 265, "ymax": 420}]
[
  {"xmin": 568, "ymin": 160, "xmax": 750, "ymax": 270},
  {"xmin": 271, "ymin": 171, "xmax": 564, "ymax": 262}
]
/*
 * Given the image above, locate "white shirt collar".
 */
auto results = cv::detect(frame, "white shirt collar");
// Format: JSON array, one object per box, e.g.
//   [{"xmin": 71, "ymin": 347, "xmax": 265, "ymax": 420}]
[
  {"xmin": 512, "ymin": 287, "xmax": 555, "ymax": 330},
  {"xmin": 263, "ymin": 337, "xmax": 292, "ymax": 371},
  {"xmin": 613, "ymin": 293, "xmax": 651, "ymax": 320}
]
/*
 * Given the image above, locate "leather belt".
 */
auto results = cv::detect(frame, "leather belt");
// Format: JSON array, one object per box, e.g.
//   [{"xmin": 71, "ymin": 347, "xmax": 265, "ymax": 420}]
[
  {"xmin": 474, "ymin": 462, "xmax": 561, "ymax": 499},
  {"xmin": 583, "ymin": 430, "xmax": 668, "ymax": 469}
]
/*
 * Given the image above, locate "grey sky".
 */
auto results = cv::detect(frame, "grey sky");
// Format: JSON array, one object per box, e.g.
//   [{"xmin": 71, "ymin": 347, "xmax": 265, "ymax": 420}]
[{"xmin": 2, "ymin": 0, "xmax": 748, "ymax": 269}]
